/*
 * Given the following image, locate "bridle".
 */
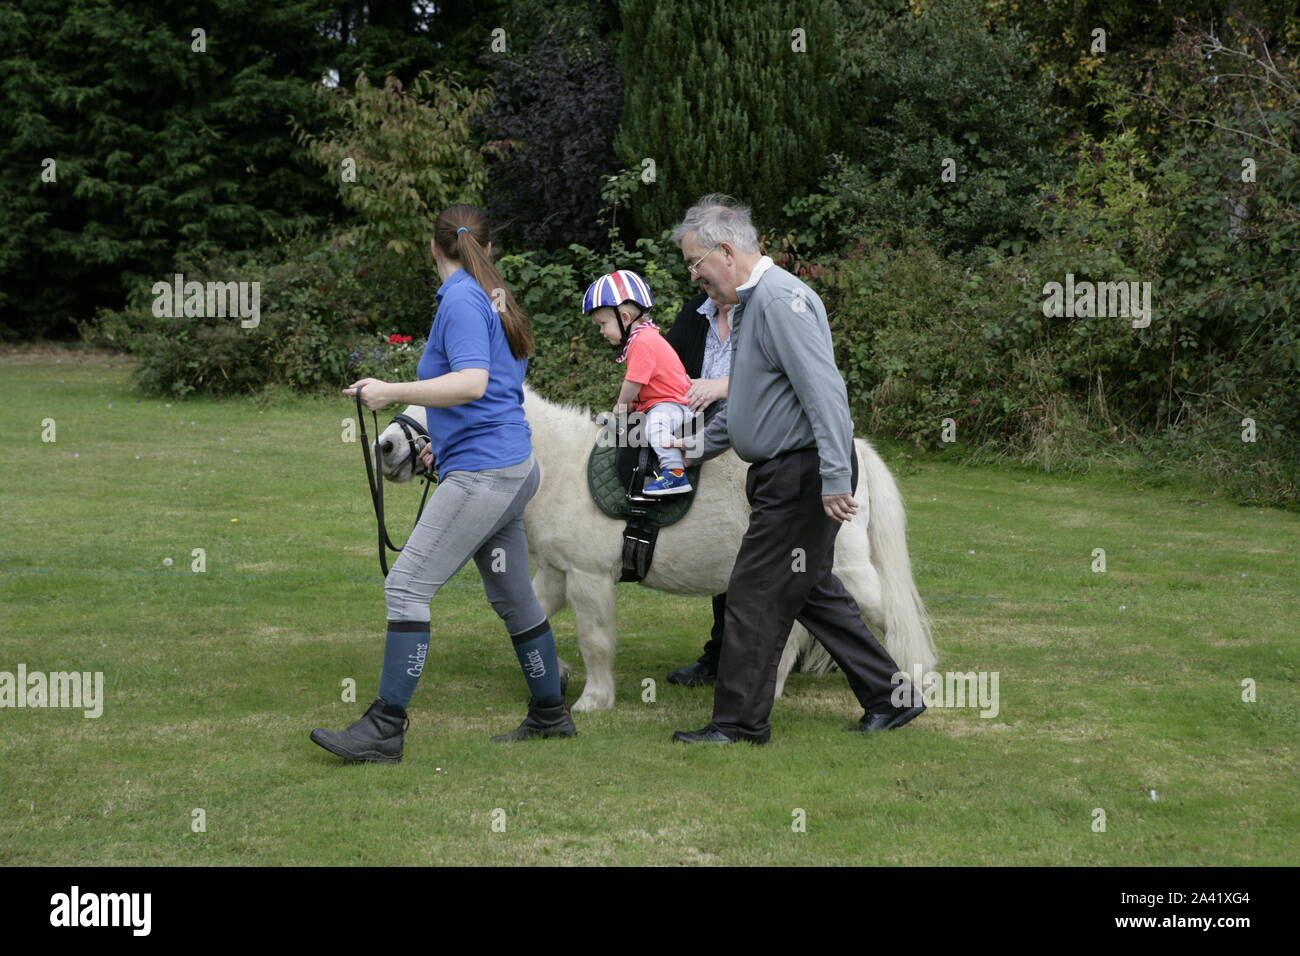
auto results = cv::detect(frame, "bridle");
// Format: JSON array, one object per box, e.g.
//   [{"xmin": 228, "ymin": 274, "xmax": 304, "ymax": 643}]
[{"xmin": 355, "ymin": 386, "xmax": 437, "ymax": 576}]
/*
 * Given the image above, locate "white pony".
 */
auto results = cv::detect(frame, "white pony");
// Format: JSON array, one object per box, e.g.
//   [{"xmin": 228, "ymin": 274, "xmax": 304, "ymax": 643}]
[{"xmin": 377, "ymin": 385, "xmax": 938, "ymax": 712}]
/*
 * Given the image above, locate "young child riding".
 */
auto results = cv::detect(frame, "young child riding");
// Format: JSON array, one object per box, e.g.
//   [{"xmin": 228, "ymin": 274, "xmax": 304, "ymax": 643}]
[{"xmin": 582, "ymin": 269, "xmax": 694, "ymax": 496}]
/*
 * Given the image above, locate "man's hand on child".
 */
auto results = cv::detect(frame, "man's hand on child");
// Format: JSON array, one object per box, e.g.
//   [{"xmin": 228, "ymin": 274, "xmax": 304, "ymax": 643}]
[{"xmin": 686, "ymin": 377, "xmax": 727, "ymax": 412}]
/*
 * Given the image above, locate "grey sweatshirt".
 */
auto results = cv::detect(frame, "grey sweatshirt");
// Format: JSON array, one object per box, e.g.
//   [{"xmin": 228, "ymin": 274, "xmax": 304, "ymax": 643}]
[{"xmin": 698, "ymin": 261, "xmax": 856, "ymax": 495}]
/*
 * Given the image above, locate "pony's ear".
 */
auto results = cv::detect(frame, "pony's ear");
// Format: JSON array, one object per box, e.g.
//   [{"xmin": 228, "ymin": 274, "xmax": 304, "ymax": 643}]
[{"xmin": 592, "ymin": 410, "xmax": 613, "ymax": 427}]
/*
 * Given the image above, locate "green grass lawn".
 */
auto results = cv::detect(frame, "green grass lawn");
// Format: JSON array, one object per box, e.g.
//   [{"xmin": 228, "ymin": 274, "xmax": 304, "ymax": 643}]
[{"xmin": 2, "ymin": 347, "xmax": 1296, "ymax": 865}]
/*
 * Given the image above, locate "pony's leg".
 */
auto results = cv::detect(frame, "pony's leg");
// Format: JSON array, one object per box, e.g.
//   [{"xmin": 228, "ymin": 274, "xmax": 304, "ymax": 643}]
[
  {"xmin": 565, "ymin": 568, "xmax": 617, "ymax": 711},
  {"xmin": 531, "ymin": 562, "xmax": 572, "ymax": 683},
  {"xmin": 532, "ymin": 562, "xmax": 568, "ymax": 617},
  {"xmin": 835, "ymin": 564, "xmax": 887, "ymax": 654}
]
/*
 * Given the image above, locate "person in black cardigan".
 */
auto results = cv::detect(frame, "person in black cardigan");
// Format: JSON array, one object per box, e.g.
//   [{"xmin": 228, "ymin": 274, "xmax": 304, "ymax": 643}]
[{"xmin": 663, "ymin": 290, "xmax": 733, "ymax": 686}]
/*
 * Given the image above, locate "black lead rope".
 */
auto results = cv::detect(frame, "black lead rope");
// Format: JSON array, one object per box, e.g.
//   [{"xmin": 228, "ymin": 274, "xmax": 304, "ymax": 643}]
[{"xmin": 355, "ymin": 386, "xmax": 435, "ymax": 576}]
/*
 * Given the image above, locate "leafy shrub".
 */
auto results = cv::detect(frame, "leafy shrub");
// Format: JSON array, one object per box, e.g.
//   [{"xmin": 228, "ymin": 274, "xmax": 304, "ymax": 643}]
[
  {"xmin": 84, "ymin": 216, "xmax": 694, "ymax": 413},
  {"xmin": 616, "ymin": 0, "xmax": 838, "ymax": 236},
  {"xmin": 81, "ymin": 235, "xmax": 433, "ymax": 398},
  {"xmin": 1049, "ymin": 19, "xmax": 1300, "ymax": 501},
  {"xmin": 811, "ymin": 11, "xmax": 1299, "ymax": 506},
  {"xmin": 821, "ymin": 237, "xmax": 1063, "ymax": 459},
  {"xmin": 804, "ymin": 0, "xmax": 1063, "ymax": 256},
  {"xmin": 294, "ymin": 71, "xmax": 496, "ymax": 258}
]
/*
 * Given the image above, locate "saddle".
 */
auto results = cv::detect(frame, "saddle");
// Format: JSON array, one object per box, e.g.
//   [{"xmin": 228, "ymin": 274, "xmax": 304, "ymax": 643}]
[{"xmin": 585, "ymin": 418, "xmax": 703, "ymax": 582}]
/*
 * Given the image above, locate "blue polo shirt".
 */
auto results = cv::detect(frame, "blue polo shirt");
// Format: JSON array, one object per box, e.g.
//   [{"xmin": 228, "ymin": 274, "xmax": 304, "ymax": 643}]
[{"xmin": 417, "ymin": 268, "xmax": 532, "ymax": 476}]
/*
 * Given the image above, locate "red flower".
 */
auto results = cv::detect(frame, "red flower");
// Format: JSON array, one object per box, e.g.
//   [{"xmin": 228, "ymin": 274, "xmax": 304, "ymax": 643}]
[{"xmin": 388, "ymin": 334, "xmax": 413, "ymax": 344}]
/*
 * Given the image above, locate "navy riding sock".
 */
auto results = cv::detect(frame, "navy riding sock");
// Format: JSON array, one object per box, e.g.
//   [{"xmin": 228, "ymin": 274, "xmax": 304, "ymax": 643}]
[
  {"xmin": 509, "ymin": 619, "xmax": 562, "ymax": 700},
  {"xmin": 377, "ymin": 620, "xmax": 431, "ymax": 711}
]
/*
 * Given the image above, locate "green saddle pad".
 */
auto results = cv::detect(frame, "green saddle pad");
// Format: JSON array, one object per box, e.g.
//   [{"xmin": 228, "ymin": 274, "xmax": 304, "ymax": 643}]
[{"xmin": 585, "ymin": 433, "xmax": 702, "ymax": 526}]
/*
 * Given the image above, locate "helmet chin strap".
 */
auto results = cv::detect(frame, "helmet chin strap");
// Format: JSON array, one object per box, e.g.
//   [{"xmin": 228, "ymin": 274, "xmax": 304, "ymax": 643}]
[{"xmin": 615, "ymin": 304, "xmax": 643, "ymax": 351}]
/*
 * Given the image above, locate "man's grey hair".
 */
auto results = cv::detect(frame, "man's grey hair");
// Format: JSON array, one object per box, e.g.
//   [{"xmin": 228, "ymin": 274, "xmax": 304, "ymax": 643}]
[{"xmin": 671, "ymin": 193, "xmax": 760, "ymax": 254}]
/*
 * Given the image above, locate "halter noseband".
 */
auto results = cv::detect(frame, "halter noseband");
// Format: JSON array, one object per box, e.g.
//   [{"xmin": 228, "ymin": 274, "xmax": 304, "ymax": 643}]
[{"xmin": 390, "ymin": 412, "xmax": 437, "ymax": 480}]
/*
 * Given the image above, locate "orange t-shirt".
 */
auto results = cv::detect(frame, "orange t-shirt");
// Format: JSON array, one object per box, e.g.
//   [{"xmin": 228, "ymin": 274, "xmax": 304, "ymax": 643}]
[{"xmin": 624, "ymin": 325, "xmax": 691, "ymax": 412}]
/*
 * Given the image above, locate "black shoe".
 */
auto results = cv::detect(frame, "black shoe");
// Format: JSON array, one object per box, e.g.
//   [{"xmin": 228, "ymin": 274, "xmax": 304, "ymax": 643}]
[
  {"xmin": 671, "ymin": 724, "xmax": 767, "ymax": 745},
  {"xmin": 310, "ymin": 698, "xmax": 408, "ymax": 763},
  {"xmin": 667, "ymin": 659, "xmax": 717, "ymax": 687},
  {"xmin": 850, "ymin": 703, "xmax": 927, "ymax": 733},
  {"xmin": 491, "ymin": 696, "xmax": 577, "ymax": 742}
]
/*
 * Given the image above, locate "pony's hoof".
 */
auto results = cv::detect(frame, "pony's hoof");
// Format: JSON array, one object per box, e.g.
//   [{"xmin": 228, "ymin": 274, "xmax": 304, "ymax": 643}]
[{"xmin": 572, "ymin": 690, "xmax": 614, "ymax": 712}]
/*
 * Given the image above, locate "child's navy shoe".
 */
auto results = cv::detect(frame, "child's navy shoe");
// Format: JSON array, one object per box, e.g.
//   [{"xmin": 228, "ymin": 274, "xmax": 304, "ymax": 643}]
[{"xmin": 643, "ymin": 469, "xmax": 693, "ymax": 496}]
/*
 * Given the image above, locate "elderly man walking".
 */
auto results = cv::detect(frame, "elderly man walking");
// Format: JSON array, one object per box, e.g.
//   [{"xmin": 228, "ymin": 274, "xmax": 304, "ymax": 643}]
[{"xmin": 669, "ymin": 194, "xmax": 925, "ymax": 745}]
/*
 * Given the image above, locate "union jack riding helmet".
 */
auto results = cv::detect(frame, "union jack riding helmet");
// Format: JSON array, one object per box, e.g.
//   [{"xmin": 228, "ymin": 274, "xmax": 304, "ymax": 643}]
[{"xmin": 581, "ymin": 269, "xmax": 654, "ymax": 314}]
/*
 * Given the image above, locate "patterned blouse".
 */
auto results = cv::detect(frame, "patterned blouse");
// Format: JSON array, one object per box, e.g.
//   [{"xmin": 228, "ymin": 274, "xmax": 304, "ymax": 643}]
[{"xmin": 697, "ymin": 297, "xmax": 733, "ymax": 423}]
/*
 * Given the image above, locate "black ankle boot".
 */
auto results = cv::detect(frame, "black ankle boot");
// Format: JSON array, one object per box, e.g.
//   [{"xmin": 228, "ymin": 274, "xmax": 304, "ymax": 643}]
[
  {"xmin": 490, "ymin": 696, "xmax": 577, "ymax": 742},
  {"xmin": 310, "ymin": 698, "xmax": 408, "ymax": 763}
]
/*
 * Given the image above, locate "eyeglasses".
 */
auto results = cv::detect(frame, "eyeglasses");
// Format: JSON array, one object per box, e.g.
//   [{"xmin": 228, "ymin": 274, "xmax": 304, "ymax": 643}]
[{"xmin": 686, "ymin": 244, "xmax": 721, "ymax": 276}]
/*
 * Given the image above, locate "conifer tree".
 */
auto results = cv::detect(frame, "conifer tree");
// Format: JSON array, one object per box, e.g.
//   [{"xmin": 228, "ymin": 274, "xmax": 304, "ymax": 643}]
[{"xmin": 615, "ymin": 0, "xmax": 836, "ymax": 236}]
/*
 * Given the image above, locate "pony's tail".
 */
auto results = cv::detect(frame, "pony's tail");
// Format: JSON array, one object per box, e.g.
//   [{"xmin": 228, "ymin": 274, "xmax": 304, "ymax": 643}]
[{"xmin": 857, "ymin": 439, "xmax": 939, "ymax": 680}]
